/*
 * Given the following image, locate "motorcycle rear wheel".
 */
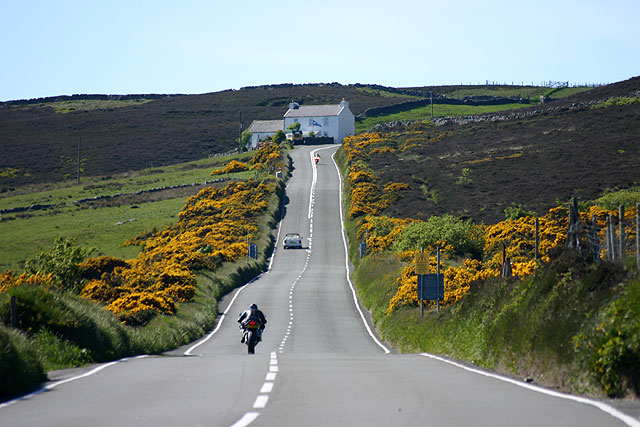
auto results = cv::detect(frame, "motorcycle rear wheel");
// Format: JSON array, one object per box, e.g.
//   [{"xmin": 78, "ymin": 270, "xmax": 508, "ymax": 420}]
[{"xmin": 247, "ymin": 330, "xmax": 257, "ymax": 354}]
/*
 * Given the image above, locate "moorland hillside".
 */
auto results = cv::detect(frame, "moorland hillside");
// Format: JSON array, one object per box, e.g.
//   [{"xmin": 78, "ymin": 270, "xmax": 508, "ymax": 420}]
[
  {"xmin": 0, "ymin": 84, "xmax": 411, "ymax": 190},
  {"xmin": 361, "ymin": 76, "xmax": 640, "ymax": 224}
]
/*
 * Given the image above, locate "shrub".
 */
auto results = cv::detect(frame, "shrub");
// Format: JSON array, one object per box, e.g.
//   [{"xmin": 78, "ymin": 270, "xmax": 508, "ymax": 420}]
[
  {"xmin": 24, "ymin": 237, "xmax": 92, "ymax": 293},
  {"xmin": 504, "ymin": 203, "xmax": 537, "ymax": 220},
  {"xmin": 272, "ymin": 130, "xmax": 286, "ymax": 144},
  {"xmin": 393, "ymin": 215, "xmax": 484, "ymax": 259},
  {"xmin": 210, "ymin": 160, "xmax": 249, "ymax": 176}
]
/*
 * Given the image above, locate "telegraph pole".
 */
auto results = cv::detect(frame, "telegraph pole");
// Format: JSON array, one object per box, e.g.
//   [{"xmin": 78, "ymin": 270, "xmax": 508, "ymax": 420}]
[
  {"xmin": 239, "ymin": 111, "xmax": 243, "ymax": 151},
  {"xmin": 430, "ymin": 90, "xmax": 434, "ymax": 119}
]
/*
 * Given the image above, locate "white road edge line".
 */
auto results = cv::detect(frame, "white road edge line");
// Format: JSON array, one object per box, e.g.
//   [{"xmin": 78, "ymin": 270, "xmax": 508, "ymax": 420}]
[
  {"xmin": 0, "ymin": 355, "xmax": 148, "ymax": 409},
  {"xmin": 420, "ymin": 353, "xmax": 640, "ymax": 427},
  {"xmin": 331, "ymin": 150, "xmax": 391, "ymax": 354}
]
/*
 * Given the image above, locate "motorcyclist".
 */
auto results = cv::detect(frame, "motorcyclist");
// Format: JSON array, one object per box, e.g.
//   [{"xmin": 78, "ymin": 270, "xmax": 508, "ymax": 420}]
[{"xmin": 238, "ymin": 303, "xmax": 267, "ymax": 343}]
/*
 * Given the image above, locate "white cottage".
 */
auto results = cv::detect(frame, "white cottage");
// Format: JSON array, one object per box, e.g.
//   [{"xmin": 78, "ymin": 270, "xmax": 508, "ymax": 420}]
[
  {"xmin": 283, "ymin": 99, "xmax": 355, "ymax": 144},
  {"xmin": 247, "ymin": 119, "xmax": 283, "ymax": 147}
]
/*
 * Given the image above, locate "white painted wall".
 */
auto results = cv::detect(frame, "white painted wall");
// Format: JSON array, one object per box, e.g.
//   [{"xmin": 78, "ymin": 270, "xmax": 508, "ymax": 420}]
[{"xmin": 283, "ymin": 103, "xmax": 354, "ymax": 143}]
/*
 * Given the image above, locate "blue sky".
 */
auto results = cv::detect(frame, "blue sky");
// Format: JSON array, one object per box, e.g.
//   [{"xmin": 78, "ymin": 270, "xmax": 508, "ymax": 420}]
[{"xmin": 1, "ymin": 0, "xmax": 639, "ymax": 101}]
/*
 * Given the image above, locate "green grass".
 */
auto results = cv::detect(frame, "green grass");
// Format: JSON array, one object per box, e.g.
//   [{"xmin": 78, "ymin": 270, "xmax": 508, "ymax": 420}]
[
  {"xmin": 0, "ymin": 152, "xmax": 254, "ymax": 210},
  {"xmin": 352, "ymin": 245, "xmax": 637, "ymax": 396},
  {"xmin": 356, "ymin": 103, "xmax": 530, "ymax": 133},
  {"xmin": 0, "ymin": 197, "xmax": 186, "ymax": 271},
  {"xmin": 354, "ymin": 87, "xmax": 418, "ymax": 99},
  {"xmin": 437, "ymin": 86, "xmax": 548, "ymax": 99},
  {"xmin": 0, "ymin": 151, "xmax": 263, "ymax": 271}
]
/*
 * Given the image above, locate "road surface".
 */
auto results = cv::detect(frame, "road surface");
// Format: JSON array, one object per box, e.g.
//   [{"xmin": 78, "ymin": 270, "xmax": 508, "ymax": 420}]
[{"xmin": 1, "ymin": 145, "xmax": 638, "ymax": 427}]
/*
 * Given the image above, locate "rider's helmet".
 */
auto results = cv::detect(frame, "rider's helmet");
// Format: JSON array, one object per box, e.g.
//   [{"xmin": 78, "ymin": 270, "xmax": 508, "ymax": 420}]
[{"xmin": 250, "ymin": 303, "xmax": 258, "ymax": 310}]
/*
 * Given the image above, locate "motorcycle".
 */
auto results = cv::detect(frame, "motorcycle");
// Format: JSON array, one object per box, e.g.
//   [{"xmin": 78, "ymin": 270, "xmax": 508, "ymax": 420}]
[{"xmin": 241, "ymin": 319, "xmax": 261, "ymax": 354}]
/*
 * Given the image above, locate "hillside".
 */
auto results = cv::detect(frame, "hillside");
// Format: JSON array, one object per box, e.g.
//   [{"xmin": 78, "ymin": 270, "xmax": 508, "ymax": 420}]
[
  {"xmin": 0, "ymin": 84, "xmax": 410, "ymax": 191},
  {"xmin": 0, "ymin": 82, "xmax": 585, "ymax": 193},
  {"xmin": 361, "ymin": 76, "xmax": 640, "ymax": 224},
  {"xmin": 337, "ymin": 76, "xmax": 640, "ymax": 398}
]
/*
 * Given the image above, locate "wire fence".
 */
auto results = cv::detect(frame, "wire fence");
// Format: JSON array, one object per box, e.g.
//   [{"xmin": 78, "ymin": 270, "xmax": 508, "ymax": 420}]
[{"xmin": 567, "ymin": 202, "xmax": 640, "ymax": 268}]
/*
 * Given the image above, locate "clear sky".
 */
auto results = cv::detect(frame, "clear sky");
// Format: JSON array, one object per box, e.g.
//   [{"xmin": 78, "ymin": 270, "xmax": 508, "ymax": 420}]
[{"xmin": 1, "ymin": 0, "xmax": 639, "ymax": 101}]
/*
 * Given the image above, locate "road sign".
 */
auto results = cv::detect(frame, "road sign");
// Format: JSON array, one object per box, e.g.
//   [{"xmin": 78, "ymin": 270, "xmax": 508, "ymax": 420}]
[
  {"xmin": 248, "ymin": 243, "xmax": 258, "ymax": 260},
  {"xmin": 415, "ymin": 252, "xmax": 429, "ymax": 275},
  {"xmin": 418, "ymin": 274, "xmax": 444, "ymax": 301},
  {"xmin": 275, "ymin": 163, "xmax": 283, "ymax": 172}
]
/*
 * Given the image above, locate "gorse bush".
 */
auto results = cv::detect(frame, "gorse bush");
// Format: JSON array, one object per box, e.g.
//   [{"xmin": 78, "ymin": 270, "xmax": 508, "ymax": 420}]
[{"xmin": 210, "ymin": 160, "xmax": 249, "ymax": 176}]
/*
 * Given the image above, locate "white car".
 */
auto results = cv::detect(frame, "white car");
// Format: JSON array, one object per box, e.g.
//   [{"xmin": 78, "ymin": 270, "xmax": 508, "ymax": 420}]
[{"xmin": 283, "ymin": 233, "xmax": 303, "ymax": 249}]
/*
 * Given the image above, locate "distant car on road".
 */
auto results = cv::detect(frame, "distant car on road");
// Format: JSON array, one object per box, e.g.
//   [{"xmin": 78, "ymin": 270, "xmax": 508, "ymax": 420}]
[{"xmin": 283, "ymin": 233, "xmax": 303, "ymax": 249}]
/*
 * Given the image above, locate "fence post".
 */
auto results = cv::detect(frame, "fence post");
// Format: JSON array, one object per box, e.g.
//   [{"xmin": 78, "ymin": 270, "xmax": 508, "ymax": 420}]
[
  {"xmin": 436, "ymin": 247, "xmax": 440, "ymax": 314},
  {"xmin": 608, "ymin": 215, "xmax": 616, "ymax": 261},
  {"xmin": 591, "ymin": 214, "xmax": 599, "ymax": 262},
  {"xmin": 534, "ymin": 217, "xmax": 540, "ymax": 260},
  {"xmin": 619, "ymin": 205, "xmax": 626, "ymax": 261},
  {"xmin": 637, "ymin": 203, "xmax": 639, "ymax": 270}
]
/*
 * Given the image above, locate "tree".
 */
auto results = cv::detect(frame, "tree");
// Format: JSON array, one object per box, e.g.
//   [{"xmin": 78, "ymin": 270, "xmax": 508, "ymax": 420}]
[
  {"xmin": 287, "ymin": 122, "xmax": 301, "ymax": 131},
  {"xmin": 240, "ymin": 130, "xmax": 252, "ymax": 151},
  {"xmin": 272, "ymin": 130, "xmax": 286, "ymax": 144}
]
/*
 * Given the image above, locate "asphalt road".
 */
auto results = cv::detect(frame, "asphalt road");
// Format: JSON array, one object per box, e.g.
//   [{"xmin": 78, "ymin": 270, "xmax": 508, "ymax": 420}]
[{"xmin": 1, "ymin": 145, "xmax": 638, "ymax": 427}]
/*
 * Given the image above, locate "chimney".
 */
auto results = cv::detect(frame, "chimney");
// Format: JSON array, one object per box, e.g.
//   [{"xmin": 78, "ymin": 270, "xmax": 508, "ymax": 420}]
[
  {"xmin": 289, "ymin": 100, "xmax": 299, "ymax": 110},
  {"xmin": 340, "ymin": 98, "xmax": 348, "ymax": 109}
]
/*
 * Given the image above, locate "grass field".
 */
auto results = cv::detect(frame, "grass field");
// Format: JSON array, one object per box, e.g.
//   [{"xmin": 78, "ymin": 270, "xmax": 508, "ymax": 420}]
[
  {"xmin": 0, "ymin": 196, "xmax": 186, "ymax": 272},
  {"xmin": 0, "ymin": 152, "xmax": 258, "ymax": 272},
  {"xmin": 0, "ymin": 152, "xmax": 254, "ymax": 210},
  {"xmin": 356, "ymin": 102, "xmax": 530, "ymax": 132}
]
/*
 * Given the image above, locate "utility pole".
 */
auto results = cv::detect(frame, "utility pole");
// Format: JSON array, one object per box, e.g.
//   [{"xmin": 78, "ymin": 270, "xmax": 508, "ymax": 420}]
[
  {"xmin": 430, "ymin": 90, "xmax": 434, "ymax": 119},
  {"xmin": 239, "ymin": 111, "xmax": 243, "ymax": 151}
]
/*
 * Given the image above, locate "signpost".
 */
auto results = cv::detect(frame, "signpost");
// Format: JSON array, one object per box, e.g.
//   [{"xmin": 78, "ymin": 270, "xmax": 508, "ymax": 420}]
[
  {"xmin": 248, "ymin": 243, "xmax": 258, "ymax": 260},
  {"xmin": 416, "ymin": 247, "xmax": 444, "ymax": 316}
]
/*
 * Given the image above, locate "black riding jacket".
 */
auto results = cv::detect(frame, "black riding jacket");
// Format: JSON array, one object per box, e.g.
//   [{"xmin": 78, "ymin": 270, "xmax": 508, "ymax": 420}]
[{"xmin": 238, "ymin": 308, "xmax": 267, "ymax": 329}]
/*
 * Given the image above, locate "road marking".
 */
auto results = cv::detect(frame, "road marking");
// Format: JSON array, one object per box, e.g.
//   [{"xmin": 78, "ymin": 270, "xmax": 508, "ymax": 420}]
[
  {"xmin": 331, "ymin": 151, "xmax": 391, "ymax": 354},
  {"xmin": 420, "ymin": 353, "xmax": 640, "ymax": 427},
  {"xmin": 260, "ymin": 382, "xmax": 274, "ymax": 393},
  {"xmin": 0, "ymin": 355, "xmax": 150, "ymax": 409},
  {"xmin": 266, "ymin": 372, "xmax": 277, "ymax": 381},
  {"xmin": 229, "ymin": 412, "xmax": 259, "ymax": 427},
  {"xmin": 253, "ymin": 395, "xmax": 269, "ymax": 409}
]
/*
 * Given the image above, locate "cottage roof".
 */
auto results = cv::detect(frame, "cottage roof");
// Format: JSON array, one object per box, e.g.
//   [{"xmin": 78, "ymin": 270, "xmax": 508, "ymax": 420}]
[
  {"xmin": 284, "ymin": 104, "xmax": 344, "ymax": 118},
  {"xmin": 248, "ymin": 119, "xmax": 283, "ymax": 133}
]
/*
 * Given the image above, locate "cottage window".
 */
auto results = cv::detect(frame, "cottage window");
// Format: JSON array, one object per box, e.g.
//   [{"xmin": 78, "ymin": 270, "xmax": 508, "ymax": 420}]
[{"xmin": 323, "ymin": 117, "xmax": 329, "ymax": 126}]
